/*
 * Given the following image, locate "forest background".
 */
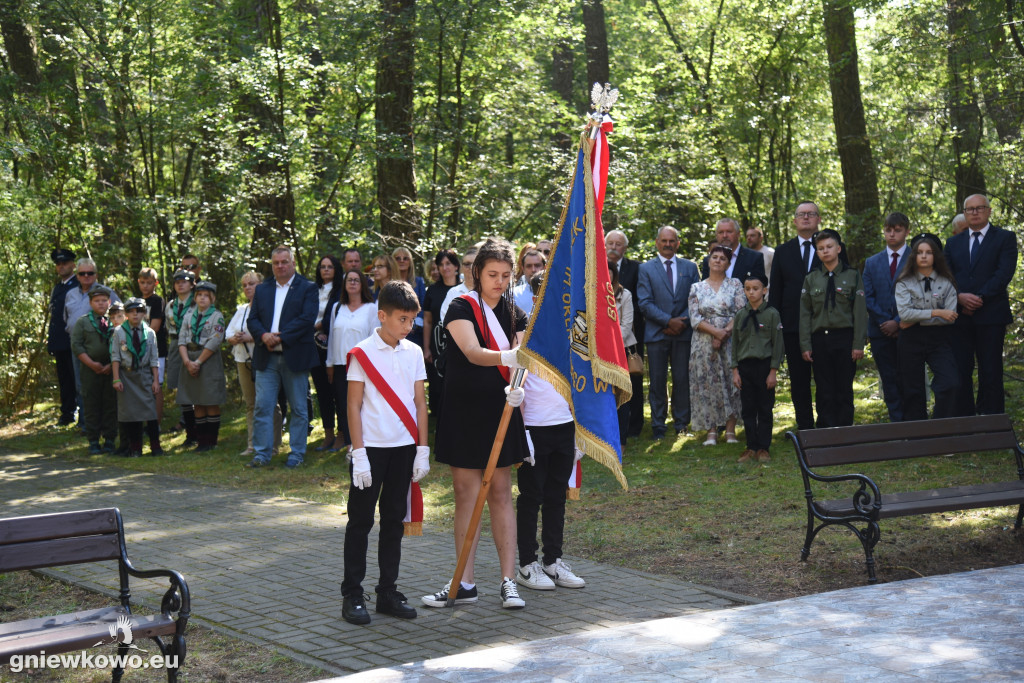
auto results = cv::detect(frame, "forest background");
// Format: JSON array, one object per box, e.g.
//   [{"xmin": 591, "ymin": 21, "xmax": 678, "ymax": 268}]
[{"xmin": 1, "ymin": 0, "xmax": 1022, "ymax": 412}]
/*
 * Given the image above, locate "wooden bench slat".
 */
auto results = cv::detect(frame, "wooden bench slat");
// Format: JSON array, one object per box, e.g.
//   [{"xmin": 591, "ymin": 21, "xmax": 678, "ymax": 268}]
[
  {"xmin": 0, "ymin": 534, "xmax": 121, "ymax": 572},
  {"xmin": 818, "ymin": 480, "xmax": 1024, "ymax": 519},
  {"xmin": 0, "ymin": 508, "xmax": 119, "ymax": 545},
  {"xmin": 0, "ymin": 609, "xmax": 176, "ymax": 663},
  {"xmin": 796, "ymin": 414, "xmax": 1013, "ymax": 448},
  {"xmin": 805, "ymin": 431, "xmax": 1021, "ymax": 467}
]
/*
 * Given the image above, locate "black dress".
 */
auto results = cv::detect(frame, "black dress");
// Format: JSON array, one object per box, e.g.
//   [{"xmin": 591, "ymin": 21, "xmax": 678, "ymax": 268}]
[{"xmin": 434, "ymin": 296, "xmax": 528, "ymax": 469}]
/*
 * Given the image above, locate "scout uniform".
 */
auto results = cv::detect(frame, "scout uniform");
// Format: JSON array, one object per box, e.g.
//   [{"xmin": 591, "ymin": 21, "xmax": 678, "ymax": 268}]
[
  {"xmin": 166, "ymin": 269, "xmax": 197, "ymax": 444},
  {"xmin": 70, "ymin": 284, "xmax": 117, "ymax": 452},
  {"xmin": 111, "ymin": 298, "xmax": 162, "ymax": 457},
  {"xmin": 177, "ymin": 282, "xmax": 226, "ymax": 448},
  {"xmin": 731, "ymin": 293, "xmax": 784, "ymax": 460},
  {"xmin": 799, "ymin": 262, "xmax": 867, "ymax": 428}
]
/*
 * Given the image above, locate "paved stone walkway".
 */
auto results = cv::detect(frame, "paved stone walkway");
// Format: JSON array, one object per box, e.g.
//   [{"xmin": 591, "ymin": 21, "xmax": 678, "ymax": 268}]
[
  {"xmin": 322, "ymin": 564, "xmax": 1024, "ymax": 681},
  {"xmin": 0, "ymin": 452, "xmax": 743, "ymax": 676}
]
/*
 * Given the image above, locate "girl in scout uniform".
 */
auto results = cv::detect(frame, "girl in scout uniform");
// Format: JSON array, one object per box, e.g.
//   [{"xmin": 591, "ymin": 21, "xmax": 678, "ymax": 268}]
[
  {"xmin": 111, "ymin": 298, "xmax": 162, "ymax": 457},
  {"xmin": 71, "ymin": 284, "xmax": 118, "ymax": 454},
  {"xmin": 177, "ymin": 281, "xmax": 227, "ymax": 451},
  {"xmin": 799, "ymin": 229, "xmax": 867, "ymax": 428},
  {"xmin": 166, "ymin": 269, "xmax": 197, "ymax": 446},
  {"xmin": 894, "ymin": 233, "xmax": 960, "ymax": 421}
]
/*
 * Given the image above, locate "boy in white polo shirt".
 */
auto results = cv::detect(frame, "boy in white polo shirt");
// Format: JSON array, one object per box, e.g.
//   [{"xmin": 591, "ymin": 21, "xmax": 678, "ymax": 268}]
[
  {"xmin": 341, "ymin": 281, "xmax": 430, "ymax": 625},
  {"xmin": 515, "ymin": 272, "xmax": 586, "ymax": 592}
]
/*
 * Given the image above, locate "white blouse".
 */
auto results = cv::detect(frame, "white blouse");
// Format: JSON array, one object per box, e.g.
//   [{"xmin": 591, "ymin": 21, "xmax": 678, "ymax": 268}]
[
  {"xmin": 325, "ymin": 302, "xmax": 379, "ymax": 366},
  {"xmin": 315, "ymin": 282, "xmax": 334, "ymax": 325},
  {"xmin": 224, "ymin": 303, "xmax": 254, "ymax": 363}
]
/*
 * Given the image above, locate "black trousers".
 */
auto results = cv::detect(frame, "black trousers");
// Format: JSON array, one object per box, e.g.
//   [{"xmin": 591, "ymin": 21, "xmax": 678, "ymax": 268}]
[
  {"xmin": 310, "ymin": 346, "xmax": 340, "ymax": 433},
  {"xmin": 53, "ymin": 349, "xmax": 77, "ymax": 420},
  {"xmin": 868, "ymin": 334, "xmax": 903, "ymax": 422},
  {"xmin": 627, "ymin": 342, "xmax": 645, "ymax": 436},
  {"xmin": 811, "ymin": 329, "xmax": 856, "ymax": 428},
  {"xmin": 782, "ymin": 332, "xmax": 815, "ymax": 430},
  {"xmin": 341, "ymin": 444, "xmax": 416, "ymax": 597},
  {"xmin": 330, "ymin": 364, "xmax": 351, "ymax": 446},
  {"xmin": 738, "ymin": 357, "xmax": 775, "ymax": 451},
  {"xmin": 517, "ymin": 421, "xmax": 575, "ymax": 567},
  {"xmin": 951, "ymin": 320, "xmax": 1007, "ymax": 416},
  {"xmin": 899, "ymin": 325, "xmax": 959, "ymax": 421}
]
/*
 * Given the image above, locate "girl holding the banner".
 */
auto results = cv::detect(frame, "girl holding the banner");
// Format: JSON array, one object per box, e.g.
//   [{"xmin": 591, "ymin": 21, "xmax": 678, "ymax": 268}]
[{"xmin": 422, "ymin": 238, "xmax": 530, "ymax": 611}]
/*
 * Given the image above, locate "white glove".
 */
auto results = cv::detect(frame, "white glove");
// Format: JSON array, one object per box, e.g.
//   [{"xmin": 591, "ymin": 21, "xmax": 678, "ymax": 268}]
[
  {"xmin": 412, "ymin": 446, "xmax": 431, "ymax": 482},
  {"xmin": 574, "ymin": 447, "xmax": 585, "ymax": 463},
  {"xmin": 499, "ymin": 348, "xmax": 525, "ymax": 368},
  {"xmin": 351, "ymin": 448, "xmax": 372, "ymax": 490},
  {"xmin": 504, "ymin": 385, "xmax": 525, "ymax": 408},
  {"xmin": 524, "ymin": 430, "xmax": 536, "ymax": 466}
]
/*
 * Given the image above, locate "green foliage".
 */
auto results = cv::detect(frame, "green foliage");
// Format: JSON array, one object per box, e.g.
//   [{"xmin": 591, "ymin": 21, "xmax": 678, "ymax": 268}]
[{"xmin": 1, "ymin": 0, "xmax": 1021, "ymax": 408}]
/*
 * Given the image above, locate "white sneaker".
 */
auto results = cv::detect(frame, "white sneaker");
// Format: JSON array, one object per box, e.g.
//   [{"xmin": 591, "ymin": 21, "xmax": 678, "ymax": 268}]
[
  {"xmin": 500, "ymin": 577, "xmax": 526, "ymax": 609},
  {"xmin": 543, "ymin": 559, "xmax": 585, "ymax": 588},
  {"xmin": 516, "ymin": 561, "xmax": 556, "ymax": 591}
]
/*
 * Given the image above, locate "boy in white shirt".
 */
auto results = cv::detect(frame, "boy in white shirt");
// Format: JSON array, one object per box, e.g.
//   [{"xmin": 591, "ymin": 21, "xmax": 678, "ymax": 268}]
[{"xmin": 341, "ymin": 281, "xmax": 430, "ymax": 625}]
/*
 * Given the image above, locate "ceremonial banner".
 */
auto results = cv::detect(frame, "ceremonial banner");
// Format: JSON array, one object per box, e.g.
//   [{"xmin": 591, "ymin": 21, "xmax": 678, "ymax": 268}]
[{"xmin": 520, "ymin": 130, "xmax": 630, "ymax": 490}]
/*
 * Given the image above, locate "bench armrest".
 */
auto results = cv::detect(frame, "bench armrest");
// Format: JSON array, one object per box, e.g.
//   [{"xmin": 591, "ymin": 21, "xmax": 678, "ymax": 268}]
[
  {"xmin": 804, "ymin": 470, "xmax": 882, "ymax": 518},
  {"xmin": 122, "ymin": 561, "xmax": 191, "ymax": 620}
]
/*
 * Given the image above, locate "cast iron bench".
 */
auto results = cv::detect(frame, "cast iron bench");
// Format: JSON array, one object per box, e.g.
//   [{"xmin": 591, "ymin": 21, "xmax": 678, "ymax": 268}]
[
  {"xmin": 789, "ymin": 414, "xmax": 1024, "ymax": 583},
  {"xmin": 0, "ymin": 508, "xmax": 190, "ymax": 681}
]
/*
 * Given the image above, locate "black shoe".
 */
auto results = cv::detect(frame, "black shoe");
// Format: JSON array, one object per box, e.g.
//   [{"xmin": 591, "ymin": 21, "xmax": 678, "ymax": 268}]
[
  {"xmin": 376, "ymin": 591, "xmax": 417, "ymax": 619},
  {"xmin": 112, "ymin": 444, "xmax": 130, "ymax": 457},
  {"xmin": 148, "ymin": 446, "xmax": 165, "ymax": 456},
  {"xmin": 88, "ymin": 441, "xmax": 102, "ymax": 455},
  {"xmin": 58, "ymin": 416, "xmax": 75, "ymax": 426},
  {"xmin": 342, "ymin": 594, "xmax": 371, "ymax": 625},
  {"xmin": 102, "ymin": 441, "xmax": 116, "ymax": 454},
  {"xmin": 182, "ymin": 439, "xmax": 198, "ymax": 449},
  {"xmin": 651, "ymin": 432, "xmax": 665, "ymax": 441}
]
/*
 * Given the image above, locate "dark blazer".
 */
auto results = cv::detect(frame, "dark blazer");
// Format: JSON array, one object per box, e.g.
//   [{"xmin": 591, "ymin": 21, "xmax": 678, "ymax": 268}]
[
  {"xmin": 48, "ymin": 275, "xmax": 78, "ymax": 352},
  {"xmin": 862, "ymin": 247, "xmax": 909, "ymax": 337},
  {"xmin": 637, "ymin": 255, "xmax": 700, "ymax": 344},
  {"xmin": 247, "ymin": 273, "xmax": 320, "ymax": 372},
  {"xmin": 944, "ymin": 225, "xmax": 1018, "ymax": 326},
  {"xmin": 616, "ymin": 256, "xmax": 644, "ymax": 345},
  {"xmin": 699, "ymin": 245, "xmax": 766, "ymax": 282},
  {"xmin": 768, "ymin": 236, "xmax": 819, "ymax": 333}
]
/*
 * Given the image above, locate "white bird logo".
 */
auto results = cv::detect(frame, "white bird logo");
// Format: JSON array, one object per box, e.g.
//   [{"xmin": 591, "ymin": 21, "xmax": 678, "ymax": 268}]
[{"xmin": 108, "ymin": 614, "xmax": 133, "ymax": 645}]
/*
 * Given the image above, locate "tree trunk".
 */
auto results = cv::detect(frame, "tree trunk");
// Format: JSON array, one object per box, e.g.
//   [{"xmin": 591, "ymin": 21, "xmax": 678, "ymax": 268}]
[
  {"xmin": 0, "ymin": 0, "xmax": 41, "ymax": 89},
  {"xmin": 582, "ymin": 0, "xmax": 609, "ymax": 89},
  {"xmin": 946, "ymin": 0, "xmax": 987, "ymax": 209},
  {"xmin": 376, "ymin": 0, "xmax": 418, "ymax": 243},
  {"xmin": 822, "ymin": 0, "xmax": 880, "ymax": 266}
]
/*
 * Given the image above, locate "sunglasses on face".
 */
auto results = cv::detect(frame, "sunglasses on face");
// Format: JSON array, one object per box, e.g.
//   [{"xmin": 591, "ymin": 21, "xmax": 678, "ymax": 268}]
[{"xmin": 78, "ymin": 271, "xmax": 96, "ymax": 277}]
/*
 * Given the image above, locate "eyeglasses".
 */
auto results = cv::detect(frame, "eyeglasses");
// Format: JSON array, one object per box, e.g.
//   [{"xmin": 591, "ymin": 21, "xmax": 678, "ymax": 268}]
[
  {"xmin": 394, "ymin": 256, "xmax": 410, "ymax": 262},
  {"xmin": 345, "ymin": 277, "xmax": 362, "ymax": 284},
  {"xmin": 373, "ymin": 264, "xmax": 388, "ymax": 270},
  {"xmin": 77, "ymin": 271, "xmax": 96, "ymax": 277},
  {"xmin": 182, "ymin": 264, "xmax": 197, "ymax": 270},
  {"xmin": 462, "ymin": 261, "xmax": 474, "ymax": 267},
  {"xmin": 795, "ymin": 212, "xmax": 820, "ymax": 219},
  {"xmin": 964, "ymin": 206, "xmax": 990, "ymax": 214}
]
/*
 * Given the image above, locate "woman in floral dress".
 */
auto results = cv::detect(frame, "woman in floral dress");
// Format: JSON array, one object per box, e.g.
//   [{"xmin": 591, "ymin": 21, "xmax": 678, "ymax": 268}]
[{"xmin": 688, "ymin": 244, "xmax": 747, "ymax": 446}]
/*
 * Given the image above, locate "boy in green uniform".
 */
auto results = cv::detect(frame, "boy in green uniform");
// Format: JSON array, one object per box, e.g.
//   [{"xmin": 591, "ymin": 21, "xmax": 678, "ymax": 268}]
[
  {"xmin": 731, "ymin": 273, "xmax": 784, "ymax": 463},
  {"xmin": 799, "ymin": 229, "xmax": 867, "ymax": 428},
  {"xmin": 70, "ymin": 284, "xmax": 117, "ymax": 454},
  {"xmin": 111, "ymin": 298, "xmax": 162, "ymax": 457}
]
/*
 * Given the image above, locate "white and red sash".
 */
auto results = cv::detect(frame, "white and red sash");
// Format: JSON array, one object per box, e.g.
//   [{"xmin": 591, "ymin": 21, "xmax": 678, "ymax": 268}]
[
  {"xmin": 348, "ymin": 342, "xmax": 424, "ymax": 536},
  {"xmin": 459, "ymin": 291, "xmax": 511, "ymax": 382}
]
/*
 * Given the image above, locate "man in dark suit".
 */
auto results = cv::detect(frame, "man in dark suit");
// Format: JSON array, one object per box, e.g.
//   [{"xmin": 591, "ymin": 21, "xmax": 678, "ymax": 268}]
[
  {"xmin": 638, "ymin": 226, "xmax": 700, "ymax": 440},
  {"xmin": 768, "ymin": 201, "xmax": 823, "ymax": 430},
  {"xmin": 48, "ymin": 248, "xmax": 79, "ymax": 426},
  {"xmin": 862, "ymin": 213, "xmax": 910, "ymax": 422},
  {"xmin": 944, "ymin": 194, "xmax": 1018, "ymax": 415},
  {"xmin": 247, "ymin": 245, "xmax": 319, "ymax": 468},
  {"xmin": 607, "ymin": 229, "xmax": 646, "ymax": 438},
  {"xmin": 699, "ymin": 218, "xmax": 766, "ymax": 282}
]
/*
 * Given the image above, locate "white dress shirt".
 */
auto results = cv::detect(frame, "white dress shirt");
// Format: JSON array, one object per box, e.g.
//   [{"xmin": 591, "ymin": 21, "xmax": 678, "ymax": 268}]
[
  {"xmin": 346, "ymin": 329, "xmax": 427, "ymax": 448},
  {"xmin": 271, "ymin": 274, "xmax": 295, "ymax": 334}
]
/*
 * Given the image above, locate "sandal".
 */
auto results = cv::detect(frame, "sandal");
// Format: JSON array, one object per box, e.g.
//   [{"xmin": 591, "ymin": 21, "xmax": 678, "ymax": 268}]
[
  {"xmin": 725, "ymin": 431, "xmax": 739, "ymax": 444},
  {"xmin": 702, "ymin": 432, "xmax": 718, "ymax": 446}
]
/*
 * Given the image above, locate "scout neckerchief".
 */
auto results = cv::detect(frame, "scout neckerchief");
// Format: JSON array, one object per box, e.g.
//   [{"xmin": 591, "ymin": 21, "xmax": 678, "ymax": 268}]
[
  {"xmin": 347, "ymin": 338, "xmax": 424, "ymax": 536},
  {"xmin": 121, "ymin": 321, "xmax": 148, "ymax": 370},
  {"xmin": 744, "ymin": 303, "xmax": 763, "ymax": 332},
  {"xmin": 190, "ymin": 306, "xmax": 216, "ymax": 345},
  {"xmin": 88, "ymin": 311, "xmax": 112, "ymax": 343},
  {"xmin": 460, "ymin": 291, "xmax": 511, "ymax": 383},
  {"xmin": 171, "ymin": 293, "xmax": 194, "ymax": 334}
]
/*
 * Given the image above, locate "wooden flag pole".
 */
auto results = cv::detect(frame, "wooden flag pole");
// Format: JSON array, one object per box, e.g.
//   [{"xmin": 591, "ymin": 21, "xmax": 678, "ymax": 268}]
[{"xmin": 445, "ymin": 367, "xmax": 527, "ymax": 607}]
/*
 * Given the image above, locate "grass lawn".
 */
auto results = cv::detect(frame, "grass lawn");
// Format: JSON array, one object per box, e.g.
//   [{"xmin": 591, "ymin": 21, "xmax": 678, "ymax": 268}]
[{"xmin": 3, "ymin": 355, "xmax": 1024, "ymax": 607}]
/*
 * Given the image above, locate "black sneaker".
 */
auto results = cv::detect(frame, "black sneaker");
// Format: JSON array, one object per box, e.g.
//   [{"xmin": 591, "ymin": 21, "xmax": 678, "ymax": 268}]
[
  {"xmin": 342, "ymin": 594, "xmax": 371, "ymax": 625},
  {"xmin": 500, "ymin": 577, "xmax": 526, "ymax": 609},
  {"xmin": 421, "ymin": 581, "xmax": 478, "ymax": 607},
  {"xmin": 376, "ymin": 591, "xmax": 417, "ymax": 619}
]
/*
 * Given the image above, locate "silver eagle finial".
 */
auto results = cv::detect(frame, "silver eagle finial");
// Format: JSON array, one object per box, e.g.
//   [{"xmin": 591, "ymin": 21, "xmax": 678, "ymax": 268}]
[{"xmin": 590, "ymin": 82, "xmax": 619, "ymax": 118}]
